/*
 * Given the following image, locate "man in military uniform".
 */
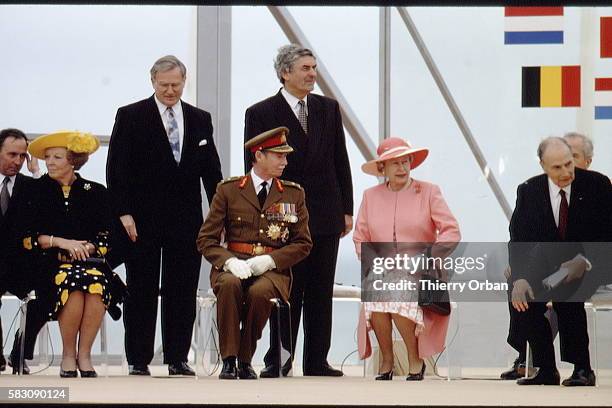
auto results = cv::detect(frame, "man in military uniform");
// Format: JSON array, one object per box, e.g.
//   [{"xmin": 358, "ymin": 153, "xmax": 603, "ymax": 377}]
[{"xmin": 197, "ymin": 127, "xmax": 312, "ymax": 379}]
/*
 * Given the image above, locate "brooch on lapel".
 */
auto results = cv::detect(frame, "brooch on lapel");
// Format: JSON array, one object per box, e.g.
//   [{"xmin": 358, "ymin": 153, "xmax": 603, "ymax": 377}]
[
  {"xmin": 198, "ymin": 139, "xmax": 208, "ymax": 146},
  {"xmin": 84, "ymin": 183, "xmax": 91, "ymax": 191}
]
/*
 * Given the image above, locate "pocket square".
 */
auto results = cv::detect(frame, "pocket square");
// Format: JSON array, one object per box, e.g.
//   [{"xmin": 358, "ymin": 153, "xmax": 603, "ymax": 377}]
[{"xmin": 198, "ymin": 139, "xmax": 208, "ymax": 147}]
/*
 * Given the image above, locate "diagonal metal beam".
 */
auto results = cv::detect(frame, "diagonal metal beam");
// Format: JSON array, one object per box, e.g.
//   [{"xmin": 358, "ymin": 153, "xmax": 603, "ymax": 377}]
[
  {"xmin": 268, "ymin": 6, "xmax": 376, "ymax": 161},
  {"xmin": 396, "ymin": 7, "xmax": 512, "ymax": 221},
  {"xmin": 379, "ymin": 7, "xmax": 391, "ymax": 144}
]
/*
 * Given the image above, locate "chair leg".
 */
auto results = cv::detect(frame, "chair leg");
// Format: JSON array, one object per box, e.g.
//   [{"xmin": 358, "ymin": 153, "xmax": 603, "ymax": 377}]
[
  {"xmin": 17, "ymin": 300, "xmax": 29, "ymax": 376},
  {"xmin": 584, "ymin": 303, "xmax": 598, "ymax": 386},
  {"xmin": 269, "ymin": 298, "xmax": 292, "ymax": 377},
  {"xmin": 524, "ymin": 342, "xmax": 533, "ymax": 378},
  {"xmin": 100, "ymin": 317, "xmax": 108, "ymax": 377}
]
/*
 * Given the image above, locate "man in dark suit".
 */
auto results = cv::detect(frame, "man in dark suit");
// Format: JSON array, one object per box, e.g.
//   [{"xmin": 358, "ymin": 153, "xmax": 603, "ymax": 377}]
[
  {"xmin": 501, "ymin": 131, "xmax": 606, "ymax": 380},
  {"xmin": 0, "ymin": 128, "xmax": 41, "ymax": 375},
  {"xmin": 244, "ymin": 44, "xmax": 353, "ymax": 377},
  {"xmin": 106, "ymin": 55, "xmax": 223, "ymax": 376},
  {"xmin": 509, "ymin": 137, "xmax": 612, "ymax": 386}
]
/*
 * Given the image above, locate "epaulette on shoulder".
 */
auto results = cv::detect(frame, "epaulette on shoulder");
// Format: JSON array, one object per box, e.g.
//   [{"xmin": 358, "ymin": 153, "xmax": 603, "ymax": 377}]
[
  {"xmin": 280, "ymin": 180, "xmax": 303, "ymax": 190},
  {"xmin": 218, "ymin": 176, "xmax": 242, "ymax": 186}
]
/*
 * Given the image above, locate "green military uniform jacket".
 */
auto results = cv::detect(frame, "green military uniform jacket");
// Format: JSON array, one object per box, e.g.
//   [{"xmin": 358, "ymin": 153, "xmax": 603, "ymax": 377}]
[{"xmin": 197, "ymin": 174, "xmax": 313, "ymax": 300}]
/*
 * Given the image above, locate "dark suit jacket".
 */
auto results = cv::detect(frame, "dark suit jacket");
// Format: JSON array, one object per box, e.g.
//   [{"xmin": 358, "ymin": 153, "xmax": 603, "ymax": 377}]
[
  {"xmin": 244, "ymin": 90, "xmax": 353, "ymax": 236},
  {"xmin": 509, "ymin": 168, "xmax": 612, "ymax": 297},
  {"xmin": 107, "ymin": 96, "xmax": 223, "ymax": 238},
  {"xmin": 0, "ymin": 173, "xmax": 36, "ymax": 297}
]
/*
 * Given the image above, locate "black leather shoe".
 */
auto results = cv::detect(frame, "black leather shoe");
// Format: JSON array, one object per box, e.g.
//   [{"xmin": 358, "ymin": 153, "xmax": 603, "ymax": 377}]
[
  {"xmin": 260, "ymin": 361, "xmax": 291, "ymax": 378},
  {"xmin": 406, "ymin": 361, "xmax": 426, "ymax": 381},
  {"xmin": 168, "ymin": 362, "xmax": 195, "ymax": 376},
  {"xmin": 303, "ymin": 363, "xmax": 343, "ymax": 377},
  {"xmin": 562, "ymin": 368, "xmax": 596, "ymax": 386},
  {"xmin": 500, "ymin": 357, "xmax": 525, "ymax": 380},
  {"xmin": 259, "ymin": 365, "xmax": 279, "ymax": 378},
  {"xmin": 219, "ymin": 358, "xmax": 238, "ymax": 380},
  {"xmin": 0, "ymin": 354, "xmax": 6, "ymax": 372},
  {"xmin": 129, "ymin": 364, "xmax": 151, "ymax": 376},
  {"xmin": 517, "ymin": 368, "xmax": 560, "ymax": 385},
  {"xmin": 7, "ymin": 354, "xmax": 30, "ymax": 375},
  {"xmin": 238, "ymin": 361, "xmax": 257, "ymax": 379}
]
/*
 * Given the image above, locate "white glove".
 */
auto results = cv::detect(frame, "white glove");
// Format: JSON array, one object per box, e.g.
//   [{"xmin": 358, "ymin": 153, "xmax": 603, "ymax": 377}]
[
  {"xmin": 246, "ymin": 255, "xmax": 276, "ymax": 276},
  {"xmin": 224, "ymin": 257, "xmax": 252, "ymax": 280}
]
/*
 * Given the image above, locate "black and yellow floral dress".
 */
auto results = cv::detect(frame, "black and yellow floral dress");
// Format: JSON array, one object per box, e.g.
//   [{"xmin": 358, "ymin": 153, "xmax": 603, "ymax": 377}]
[{"xmin": 21, "ymin": 174, "xmax": 114, "ymax": 320}]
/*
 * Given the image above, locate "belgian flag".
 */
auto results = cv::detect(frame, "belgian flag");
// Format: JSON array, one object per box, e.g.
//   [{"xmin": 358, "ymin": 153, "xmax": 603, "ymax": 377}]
[{"xmin": 522, "ymin": 66, "xmax": 580, "ymax": 107}]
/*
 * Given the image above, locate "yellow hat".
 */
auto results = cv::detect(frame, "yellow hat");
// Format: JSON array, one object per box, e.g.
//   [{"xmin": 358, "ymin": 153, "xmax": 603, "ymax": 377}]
[
  {"xmin": 28, "ymin": 131, "xmax": 100, "ymax": 160},
  {"xmin": 244, "ymin": 127, "xmax": 294, "ymax": 154}
]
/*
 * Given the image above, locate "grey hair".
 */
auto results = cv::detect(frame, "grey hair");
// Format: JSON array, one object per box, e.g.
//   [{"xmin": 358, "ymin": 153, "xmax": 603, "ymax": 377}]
[
  {"xmin": 563, "ymin": 132, "xmax": 594, "ymax": 159},
  {"xmin": 537, "ymin": 136, "xmax": 571, "ymax": 161},
  {"xmin": 150, "ymin": 55, "xmax": 186, "ymax": 80},
  {"xmin": 274, "ymin": 44, "xmax": 315, "ymax": 84}
]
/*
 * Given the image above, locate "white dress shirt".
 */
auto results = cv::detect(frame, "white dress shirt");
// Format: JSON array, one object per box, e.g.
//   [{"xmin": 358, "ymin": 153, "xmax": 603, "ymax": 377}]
[
  {"xmin": 281, "ymin": 88, "xmax": 308, "ymax": 119},
  {"xmin": 251, "ymin": 169, "xmax": 271, "ymax": 195},
  {"xmin": 154, "ymin": 95, "xmax": 185, "ymax": 155},
  {"xmin": 547, "ymin": 178, "xmax": 571, "ymax": 227}
]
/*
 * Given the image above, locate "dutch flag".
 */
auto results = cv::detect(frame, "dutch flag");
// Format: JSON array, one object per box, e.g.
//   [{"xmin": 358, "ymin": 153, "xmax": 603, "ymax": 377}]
[{"xmin": 504, "ymin": 7, "xmax": 564, "ymax": 45}]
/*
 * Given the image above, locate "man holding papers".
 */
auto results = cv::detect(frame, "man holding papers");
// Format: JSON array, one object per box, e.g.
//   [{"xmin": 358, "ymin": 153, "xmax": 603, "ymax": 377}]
[{"xmin": 508, "ymin": 137, "xmax": 612, "ymax": 386}]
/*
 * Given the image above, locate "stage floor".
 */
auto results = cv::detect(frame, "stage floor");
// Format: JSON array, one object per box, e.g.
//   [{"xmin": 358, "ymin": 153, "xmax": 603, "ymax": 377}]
[{"xmin": 1, "ymin": 365, "xmax": 610, "ymax": 406}]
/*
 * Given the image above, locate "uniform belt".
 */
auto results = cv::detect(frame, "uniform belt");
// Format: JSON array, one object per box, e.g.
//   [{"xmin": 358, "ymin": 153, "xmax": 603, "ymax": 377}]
[{"xmin": 228, "ymin": 242, "xmax": 275, "ymax": 256}]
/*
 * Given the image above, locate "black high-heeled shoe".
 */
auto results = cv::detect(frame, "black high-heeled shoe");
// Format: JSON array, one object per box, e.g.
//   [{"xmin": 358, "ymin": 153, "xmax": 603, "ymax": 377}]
[
  {"xmin": 375, "ymin": 370, "xmax": 394, "ymax": 381},
  {"xmin": 59, "ymin": 368, "xmax": 78, "ymax": 378},
  {"xmin": 77, "ymin": 360, "xmax": 98, "ymax": 378},
  {"xmin": 406, "ymin": 361, "xmax": 425, "ymax": 381},
  {"xmin": 78, "ymin": 368, "xmax": 98, "ymax": 378}
]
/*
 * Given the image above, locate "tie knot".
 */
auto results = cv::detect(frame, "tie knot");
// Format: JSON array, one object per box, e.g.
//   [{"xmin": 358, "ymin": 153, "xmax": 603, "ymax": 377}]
[
  {"xmin": 2, "ymin": 177, "xmax": 9, "ymax": 186},
  {"xmin": 260, "ymin": 181, "xmax": 268, "ymax": 189},
  {"xmin": 559, "ymin": 189, "xmax": 566, "ymax": 198},
  {"xmin": 298, "ymin": 100, "xmax": 305, "ymax": 107},
  {"xmin": 167, "ymin": 107, "xmax": 174, "ymax": 116}
]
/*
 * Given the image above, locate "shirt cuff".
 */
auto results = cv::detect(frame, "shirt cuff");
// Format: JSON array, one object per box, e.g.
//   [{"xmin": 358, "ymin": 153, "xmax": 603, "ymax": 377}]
[{"xmin": 578, "ymin": 254, "xmax": 592, "ymax": 271}]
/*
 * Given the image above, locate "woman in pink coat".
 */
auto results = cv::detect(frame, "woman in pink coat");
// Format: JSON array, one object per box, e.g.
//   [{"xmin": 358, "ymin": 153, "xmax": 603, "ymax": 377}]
[{"xmin": 353, "ymin": 137, "xmax": 460, "ymax": 381}]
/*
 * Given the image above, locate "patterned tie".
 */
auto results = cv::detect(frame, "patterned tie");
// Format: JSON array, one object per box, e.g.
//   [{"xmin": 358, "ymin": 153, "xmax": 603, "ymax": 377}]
[
  {"xmin": 0, "ymin": 177, "xmax": 10, "ymax": 216},
  {"xmin": 298, "ymin": 100, "xmax": 308, "ymax": 134},
  {"xmin": 166, "ymin": 107, "xmax": 181, "ymax": 163},
  {"xmin": 558, "ymin": 189, "xmax": 568, "ymax": 240},
  {"xmin": 257, "ymin": 181, "xmax": 268, "ymax": 208}
]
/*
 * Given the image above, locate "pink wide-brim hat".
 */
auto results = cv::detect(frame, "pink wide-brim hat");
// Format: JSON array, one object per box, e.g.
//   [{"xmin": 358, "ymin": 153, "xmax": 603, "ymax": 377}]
[{"xmin": 361, "ymin": 137, "xmax": 429, "ymax": 176}]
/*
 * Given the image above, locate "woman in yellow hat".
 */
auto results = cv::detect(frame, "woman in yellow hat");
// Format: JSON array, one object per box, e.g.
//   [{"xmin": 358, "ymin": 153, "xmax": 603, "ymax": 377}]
[{"xmin": 22, "ymin": 131, "xmax": 113, "ymax": 378}]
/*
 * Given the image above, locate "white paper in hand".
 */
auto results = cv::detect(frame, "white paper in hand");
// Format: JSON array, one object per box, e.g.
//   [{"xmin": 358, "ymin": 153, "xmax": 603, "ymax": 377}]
[{"xmin": 542, "ymin": 266, "xmax": 569, "ymax": 290}]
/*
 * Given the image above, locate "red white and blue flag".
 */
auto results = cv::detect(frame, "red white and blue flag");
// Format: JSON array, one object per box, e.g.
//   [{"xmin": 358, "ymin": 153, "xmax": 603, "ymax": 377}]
[
  {"xmin": 594, "ymin": 78, "xmax": 612, "ymax": 119},
  {"xmin": 504, "ymin": 7, "xmax": 564, "ymax": 45}
]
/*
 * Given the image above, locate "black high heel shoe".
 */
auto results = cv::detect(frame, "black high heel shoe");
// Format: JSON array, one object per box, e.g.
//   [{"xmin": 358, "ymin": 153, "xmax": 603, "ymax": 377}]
[
  {"xmin": 406, "ymin": 361, "xmax": 425, "ymax": 381},
  {"xmin": 77, "ymin": 360, "xmax": 98, "ymax": 378},
  {"xmin": 375, "ymin": 370, "xmax": 394, "ymax": 381},
  {"xmin": 59, "ymin": 368, "xmax": 78, "ymax": 378}
]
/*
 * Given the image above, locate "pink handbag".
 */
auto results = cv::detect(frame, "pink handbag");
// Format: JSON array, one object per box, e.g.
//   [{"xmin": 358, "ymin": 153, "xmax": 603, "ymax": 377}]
[{"xmin": 357, "ymin": 304, "xmax": 372, "ymax": 360}]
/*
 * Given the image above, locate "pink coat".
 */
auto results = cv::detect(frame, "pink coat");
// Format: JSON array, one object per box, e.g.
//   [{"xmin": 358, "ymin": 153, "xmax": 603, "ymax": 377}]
[{"xmin": 353, "ymin": 179, "xmax": 461, "ymax": 359}]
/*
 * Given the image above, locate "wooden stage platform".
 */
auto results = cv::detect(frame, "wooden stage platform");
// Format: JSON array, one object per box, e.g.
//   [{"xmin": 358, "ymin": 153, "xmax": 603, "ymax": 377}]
[{"xmin": 0, "ymin": 365, "xmax": 610, "ymax": 406}]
